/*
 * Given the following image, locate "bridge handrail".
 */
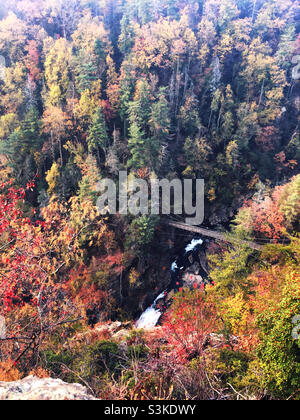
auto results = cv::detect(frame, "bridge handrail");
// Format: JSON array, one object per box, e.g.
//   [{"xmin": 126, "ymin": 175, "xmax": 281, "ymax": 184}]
[{"xmin": 165, "ymin": 220, "xmax": 263, "ymax": 251}]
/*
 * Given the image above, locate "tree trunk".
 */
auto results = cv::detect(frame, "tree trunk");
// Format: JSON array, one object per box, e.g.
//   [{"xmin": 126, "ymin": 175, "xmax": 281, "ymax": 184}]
[
  {"xmin": 258, "ymin": 79, "xmax": 265, "ymax": 107},
  {"xmin": 183, "ymin": 56, "xmax": 190, "ymax": 102},
  {"xmin": 59, "ymin": 137, "xmax": 63, "ymax": 167},
  {"xmin": 251, "ymin": 0, "xmax": 257, "ymax": 23},
  {"xmin": 97, "ymin": 147, "xmax": 101, "ymax": 166},
  {"xmin": 50, "ymin": 131, "xmax": 55, "ymax": 161},
  {"xmin": 175, "ymin": 58, "xmax": 181, "ymax": 117}
]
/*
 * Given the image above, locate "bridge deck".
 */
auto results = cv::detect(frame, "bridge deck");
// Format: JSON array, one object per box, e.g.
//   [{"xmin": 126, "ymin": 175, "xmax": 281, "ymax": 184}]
[{"xmin": 165, "ymin": 221, "xmax": 263, "ymax": 251}]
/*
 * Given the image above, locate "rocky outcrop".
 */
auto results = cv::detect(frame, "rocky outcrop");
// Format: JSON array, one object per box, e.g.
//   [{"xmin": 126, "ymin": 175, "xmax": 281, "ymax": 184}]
[
  {"xmin": 182, "ymin": 261, "xmax": 204, "ymax": 288},
  {"xmin": 67, "ymin": 321, "xmax": 132, "ymax": 348},
  {"xmin": 0, "ymin": 375, "xmax": 97, "ymax": 400}
]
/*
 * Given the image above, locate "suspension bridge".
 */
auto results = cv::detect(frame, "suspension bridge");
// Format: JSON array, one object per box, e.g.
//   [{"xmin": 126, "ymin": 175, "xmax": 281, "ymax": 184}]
[{"xmin": 165, "ymin": 220, "xmax": 263, "ymax": 251}]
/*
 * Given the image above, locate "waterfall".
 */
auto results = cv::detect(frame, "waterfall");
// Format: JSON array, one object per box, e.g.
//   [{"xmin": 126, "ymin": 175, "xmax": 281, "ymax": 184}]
[
  {"xmin": 135, "ymin": 291, "xmax": 166, "ymax": 329},
  {"xmin": 136, "ymin": 237, "xmax": 205, "ymax": 329},
  {"xmin": 185, "ymin": 238, "xmax": 203, "ymax": 252}
]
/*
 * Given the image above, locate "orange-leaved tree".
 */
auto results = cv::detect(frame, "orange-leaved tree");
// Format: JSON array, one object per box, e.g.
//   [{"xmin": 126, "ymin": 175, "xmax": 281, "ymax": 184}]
[
  {"xmin": 162, "ymin": 289, "xmax": 222, "ymax": 362},
  {"xmin": 0, "ymin": 180, "xmax": 108, "ymax": 368}
]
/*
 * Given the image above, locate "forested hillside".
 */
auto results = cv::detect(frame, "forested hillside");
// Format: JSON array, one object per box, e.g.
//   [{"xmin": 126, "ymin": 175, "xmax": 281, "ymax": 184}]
[{"xmin": 0, "ymin": 0, "xmax": 299, "ymax": 400}]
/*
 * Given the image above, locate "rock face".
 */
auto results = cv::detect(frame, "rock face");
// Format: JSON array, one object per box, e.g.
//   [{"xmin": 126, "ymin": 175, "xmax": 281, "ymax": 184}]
[
  {"xmin": 68, "ymin": 320, "xmax": 132, "ymax": 348},
  {"xmin": 0, "ymin": 375, "xmax": 97, "ymax": 400}
]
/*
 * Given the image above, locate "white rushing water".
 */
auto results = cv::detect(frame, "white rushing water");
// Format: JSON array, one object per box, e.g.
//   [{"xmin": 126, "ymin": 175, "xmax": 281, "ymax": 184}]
[
  {"xmin": 171, "ymin": 261, "xmax": 178, "ymax": 271},
  {"xmin": 136, "ymin": 291, "xmax": 166, "ymax": 329},
  {"xmin": 185, "ymin": 238, "xmax": 203, "ymax": 252},
  {"xmin": 136, "ymin": 238, "xmax": 204, "ymax": 329}
]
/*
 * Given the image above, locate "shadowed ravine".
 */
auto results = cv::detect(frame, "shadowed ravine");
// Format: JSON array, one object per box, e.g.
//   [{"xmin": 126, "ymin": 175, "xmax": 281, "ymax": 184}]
[{"xmin": 136, "ymin": 237, "xmax": 208, "ymax": 329}]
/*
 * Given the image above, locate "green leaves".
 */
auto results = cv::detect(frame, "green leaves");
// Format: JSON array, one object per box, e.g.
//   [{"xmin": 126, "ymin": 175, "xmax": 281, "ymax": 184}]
[
  {"xmin": 256, "ymin": 272, "xmax": 300, "ymax": 398},
  {"xmin": 87, "ymin": 108, "xmax": 109, "ymax": 156},
  {"xmin": 126, "ymin": 214, "xmax": 159, "ymax": 256}
]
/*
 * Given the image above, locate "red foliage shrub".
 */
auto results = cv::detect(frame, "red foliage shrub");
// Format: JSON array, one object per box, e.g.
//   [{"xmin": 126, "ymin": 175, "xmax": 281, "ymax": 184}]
[{"xmin": 162, "ymin": 290, "xmax": 221, "ymax": 362}]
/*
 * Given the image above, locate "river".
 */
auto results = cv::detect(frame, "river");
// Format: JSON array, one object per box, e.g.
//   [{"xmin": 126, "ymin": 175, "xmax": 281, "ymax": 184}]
[{"xmin": 136, "ymin": 237, "xmax": 208, "ymax": 329}]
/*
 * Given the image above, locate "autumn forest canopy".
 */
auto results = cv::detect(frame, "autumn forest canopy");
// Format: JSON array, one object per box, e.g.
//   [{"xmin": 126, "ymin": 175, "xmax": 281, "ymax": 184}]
[{"xmin": 0, "ymin": 0, "xmax": 299, "ymax": 401}]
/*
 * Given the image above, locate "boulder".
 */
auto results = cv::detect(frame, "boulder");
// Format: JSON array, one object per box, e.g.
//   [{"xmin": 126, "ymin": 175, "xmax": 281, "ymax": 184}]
[
  {"xmin": 0, "ymin": 375, "xmax": 97, "ymax": 400},
  {"xmin": 95, "ymin": 320, "xmax": 122, "ymax": 335},
  {"xmin": 182, "ymin": 272, "xmax": 203, "ymax": 288}
]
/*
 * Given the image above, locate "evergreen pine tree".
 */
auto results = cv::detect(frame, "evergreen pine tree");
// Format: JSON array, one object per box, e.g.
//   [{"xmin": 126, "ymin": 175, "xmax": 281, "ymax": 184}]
[{"xmin": 87, "ymin": 108, "xmax": 110, "ymax": 162}]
